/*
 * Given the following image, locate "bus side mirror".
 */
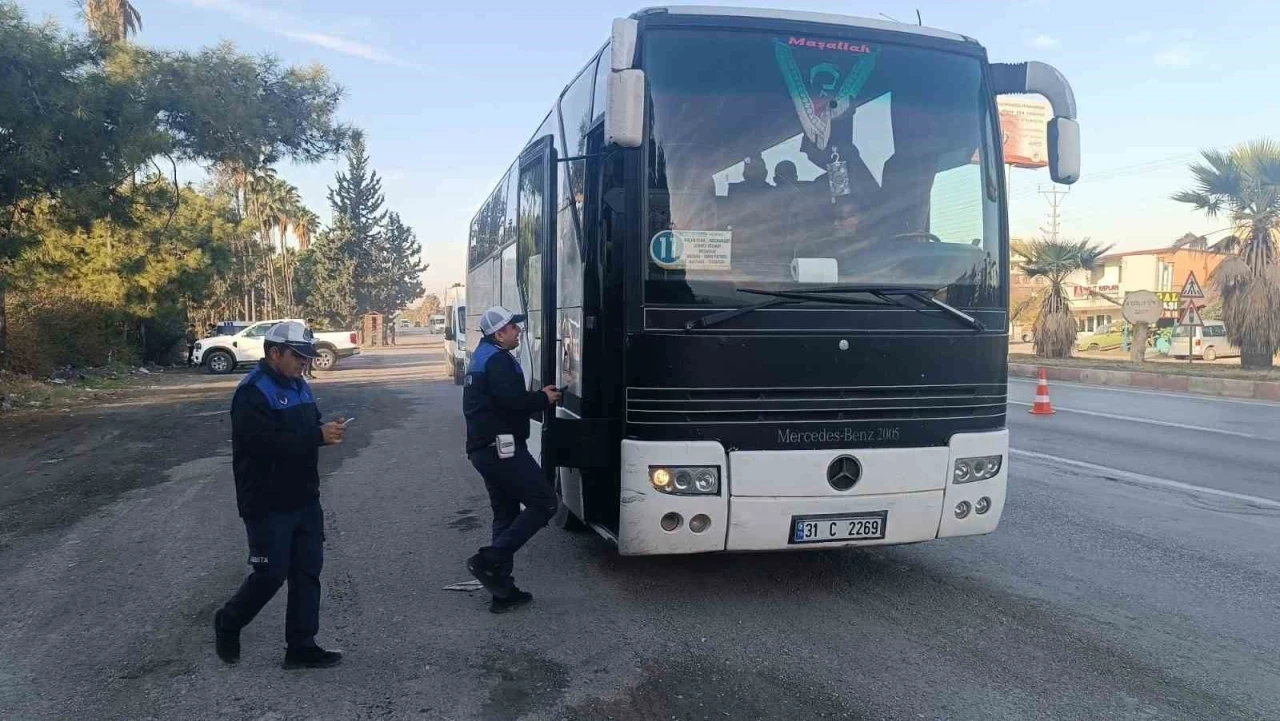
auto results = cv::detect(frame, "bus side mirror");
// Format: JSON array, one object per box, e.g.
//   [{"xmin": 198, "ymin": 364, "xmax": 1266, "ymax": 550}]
[
  {"xmin": 991, "ymin": 60, "xmax": 1080, "ymax": 184},
  {"xmin": 611, "ymin": 18, "xmax": 638, "ymax": 71},
  {"xmin": 1048, "ymin": 117, "xmax": 1080, "ymax": 185},
  {"xmin": 444, "ymin": 329, "xmax": 454, "ymax": 341},
  {"xmin": 606, "ymin": 69, "xmax": 645, "ymax": 149}
]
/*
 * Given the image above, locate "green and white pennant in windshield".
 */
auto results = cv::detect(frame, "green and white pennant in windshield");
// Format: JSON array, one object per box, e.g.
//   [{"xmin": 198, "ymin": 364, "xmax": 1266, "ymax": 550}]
[{"xmin": 773, "ymin": 39, "xmax": 879, "ymax": 152}]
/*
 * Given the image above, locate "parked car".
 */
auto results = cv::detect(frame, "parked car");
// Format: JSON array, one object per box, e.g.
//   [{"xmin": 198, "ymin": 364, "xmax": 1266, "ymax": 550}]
[
  {"xmin": 192, "ymin": 319, "xmax": 360, "ymax": 374},
  {"xmin": 1169, "ymin": 321, "xmax": 1239, "ymax": 361},
  {"xmin": 1075, "ymin": 322, "xmax": 1154, "ymax": 353},
  {"xmin": 1075, "ymin": 323, "xmax": 1126, "ymax": 352},
  {"xmin": 211, "ymin": 320, "xmax": 252, "ymax": 336}
]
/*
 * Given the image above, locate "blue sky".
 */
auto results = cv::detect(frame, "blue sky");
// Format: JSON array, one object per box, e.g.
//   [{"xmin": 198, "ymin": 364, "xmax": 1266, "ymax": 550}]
[{"xmin": 20, "ymin": 0, "xmax": 1280, "ymax": 298}]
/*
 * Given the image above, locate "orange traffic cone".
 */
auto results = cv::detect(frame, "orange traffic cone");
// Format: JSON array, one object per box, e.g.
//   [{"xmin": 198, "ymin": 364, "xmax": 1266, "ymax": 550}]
[{"xmin": 1029, "ymin": 368, "xmax": 1055, "ymax": 415}]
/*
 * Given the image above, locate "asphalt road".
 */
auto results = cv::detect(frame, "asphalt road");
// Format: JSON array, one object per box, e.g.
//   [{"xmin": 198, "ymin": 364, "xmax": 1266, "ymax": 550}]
[{"xmin": 1, "ymin": 337, "xmax": 1277, "ymax": 720}]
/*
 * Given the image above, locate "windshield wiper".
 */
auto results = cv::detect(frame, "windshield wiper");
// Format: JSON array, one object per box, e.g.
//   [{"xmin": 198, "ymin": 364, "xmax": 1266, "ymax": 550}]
[
  {"xmin": 755, "ymin": 284, "xmax": 987, "ymax": 332},
  {"xmin": 838, "ymin": 285, "xmax": 986, "ymax": 332},
  {"xmin": 684, "ymin": 285, "xmax": 986, "ymax": 332},
  {"xmin": 684, "ymin": 288, "xmax": 890, "ymax": 331},
  {"xmin": 684, "ymin": 296, "xmax": 793, "ymax": 330}
]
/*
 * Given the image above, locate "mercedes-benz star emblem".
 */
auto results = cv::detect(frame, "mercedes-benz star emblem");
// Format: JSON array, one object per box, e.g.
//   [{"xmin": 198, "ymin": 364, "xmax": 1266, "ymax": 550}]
[{"xmin": 826, "ymin": 455, "xmax": 862, "ymax": 491}]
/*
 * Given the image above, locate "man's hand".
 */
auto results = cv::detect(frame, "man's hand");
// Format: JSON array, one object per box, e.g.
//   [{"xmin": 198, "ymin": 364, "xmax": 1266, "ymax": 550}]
[
  {"xmin": 542, "ymin": 385, "xmax": 562, "ymax": 405},
  {"xmin": 321, "ymin": 417, "xmax": 347, "ymax": 446}
]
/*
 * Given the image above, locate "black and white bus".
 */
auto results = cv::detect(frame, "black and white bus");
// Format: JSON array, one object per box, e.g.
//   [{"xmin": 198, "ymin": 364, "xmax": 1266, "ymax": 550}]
[{"xmin": 464, "ymin": 6, "xmax": 1080, "ymax": 555}]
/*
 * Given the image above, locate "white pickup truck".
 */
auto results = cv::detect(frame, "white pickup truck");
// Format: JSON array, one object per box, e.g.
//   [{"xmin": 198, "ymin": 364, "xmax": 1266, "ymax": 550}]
[{"xmin": 192, "ymin": 319, "xmax": 360, "ymax": 374}]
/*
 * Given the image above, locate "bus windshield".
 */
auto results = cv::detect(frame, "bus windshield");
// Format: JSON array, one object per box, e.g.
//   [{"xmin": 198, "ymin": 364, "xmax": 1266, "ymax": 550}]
[{"xmin": 644, "ymin": 28, "xmax": 1002, "ymax": 308}]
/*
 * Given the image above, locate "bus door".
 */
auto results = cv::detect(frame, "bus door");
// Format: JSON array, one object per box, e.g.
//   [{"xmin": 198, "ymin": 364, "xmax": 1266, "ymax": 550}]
[
  {"xmin": 515, "ymin": 135, "xmax": 557, "ymax": 465},
  {"xmin": 546, "ymin": 123, "xmax": 624, "ymax": 530}
]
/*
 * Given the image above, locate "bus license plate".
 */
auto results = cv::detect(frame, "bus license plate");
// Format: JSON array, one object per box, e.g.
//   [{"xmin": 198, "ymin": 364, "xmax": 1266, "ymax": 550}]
[{"xmin": 790, "ymin": 512, "xmax": 888, "ymax": 544}]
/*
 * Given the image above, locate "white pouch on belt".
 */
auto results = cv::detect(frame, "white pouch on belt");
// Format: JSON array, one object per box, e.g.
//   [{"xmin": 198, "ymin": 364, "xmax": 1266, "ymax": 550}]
[{"xmin": 496, "ymin": 434, "xmax": 516, "ymax": 459}]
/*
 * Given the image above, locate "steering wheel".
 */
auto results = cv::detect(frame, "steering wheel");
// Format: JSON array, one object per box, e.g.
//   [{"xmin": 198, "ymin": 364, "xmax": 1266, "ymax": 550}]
[{"xmin": 890, "ymin": 231, "xmax": 944, "ymax": 244}]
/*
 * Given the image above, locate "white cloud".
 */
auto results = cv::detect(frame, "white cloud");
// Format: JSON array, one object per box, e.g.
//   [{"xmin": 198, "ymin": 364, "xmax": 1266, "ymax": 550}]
[
  {"xmin": 1028, "ymin": 34, "xmax": 1060, "ymax": 49},
  {"xmin": 1154, "ymin": 45, "xmax": 1205, "ymax": 68},
  {"xmin": 187, "ymin": 0, "xmax": 420, "ymax": 69},
  {"xmin": 280, "ymin": 31, "xmax": 423, "ymax": 70}
]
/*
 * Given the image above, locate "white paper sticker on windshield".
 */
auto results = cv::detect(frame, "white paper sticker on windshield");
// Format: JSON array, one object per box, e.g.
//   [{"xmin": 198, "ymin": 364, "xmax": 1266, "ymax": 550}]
[{"xmin": 649, "ymin": 230, "xmax": 732, "ymax": 271}]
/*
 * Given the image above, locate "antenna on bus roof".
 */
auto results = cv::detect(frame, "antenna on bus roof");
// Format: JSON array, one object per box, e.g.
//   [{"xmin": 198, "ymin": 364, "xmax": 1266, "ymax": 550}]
[
  {"xmin": 878, "ymin": 12, "xmax": 902, "ymax": 23},
  {"xmin": 917, "ymin": 9, "xmax": 923, "ymax": 25}
]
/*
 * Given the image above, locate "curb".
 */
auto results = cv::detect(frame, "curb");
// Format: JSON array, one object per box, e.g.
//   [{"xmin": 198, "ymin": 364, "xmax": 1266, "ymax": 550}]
[{"xmin": 1008, "ymin": 363, "xmax": 1280, "ymax": 402}]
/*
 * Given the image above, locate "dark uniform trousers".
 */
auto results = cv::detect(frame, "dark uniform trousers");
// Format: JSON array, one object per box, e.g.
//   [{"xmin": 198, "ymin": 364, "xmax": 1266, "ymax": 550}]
[
  {"xmin": 220, "ymin": 499, "xmax": 324, "ymax": 650},
  {"xmin": 469, "ymin": 444, "xmax": 558, "ymax": 577}
]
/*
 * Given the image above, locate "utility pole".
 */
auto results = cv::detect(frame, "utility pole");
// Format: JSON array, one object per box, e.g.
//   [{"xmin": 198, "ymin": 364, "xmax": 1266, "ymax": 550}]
[{"xmin": 1038, "ymin": 184, "xmax": 1070, "ymax": 242}]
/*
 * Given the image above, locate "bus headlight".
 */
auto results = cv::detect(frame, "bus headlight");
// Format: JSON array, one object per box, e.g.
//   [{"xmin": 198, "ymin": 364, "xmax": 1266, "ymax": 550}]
[
  {"xmin": 953, "ymin": 456, "xmax": 1002, "ymax": 484},
  {"xmin": 649, "ymin": 466, "xmax": 720, "ymax": 496}
]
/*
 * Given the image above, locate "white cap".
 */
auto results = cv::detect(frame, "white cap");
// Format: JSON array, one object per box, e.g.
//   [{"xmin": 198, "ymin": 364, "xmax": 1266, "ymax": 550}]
[
  {"xmin": 478, "ymin": 306, "xmax": 527, "ymax": 336},
  {"xmin": 264, "ymin": 321, "xmax": 320, "ymax": 359}
]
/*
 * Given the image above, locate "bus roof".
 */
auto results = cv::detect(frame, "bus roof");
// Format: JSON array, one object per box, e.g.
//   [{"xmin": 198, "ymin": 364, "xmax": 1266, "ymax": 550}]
[{"xmin": 633, "ymin": 6, "xmax": 972, "ymax": 44}]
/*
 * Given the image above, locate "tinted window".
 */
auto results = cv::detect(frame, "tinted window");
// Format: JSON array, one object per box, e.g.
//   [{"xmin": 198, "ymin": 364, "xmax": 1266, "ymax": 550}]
[
  {"xmin": 467, "ymin": 217, "xmax": 480, "ymax": 266},
  {"xmin": 558, "ymin": 205, "xmax": 583, "ymax": 308},
  {"xmin": 593, "ymin": 45, "xmax": 610, "ymax": 121},
  {"xmin": 502, "ymin": 244, "xmax": 519, "ymax": 311},
  {"xmin": 559, "ymin": 63, "xmax": 595, "ymax": 212},
  {"xmin": 533, "ymin": 111, "xmax": 554, "ymax": 147},
  {"xmin": 643, "ymin": 29, "xmax": 1001, "ymax": 307},
  {"xmin": 517, "ymin": 157, "xmax": 547, "ymax": 391},
  {"xmin": 503, "ymin": 167, "xmax": 519, "ymax": 249}
]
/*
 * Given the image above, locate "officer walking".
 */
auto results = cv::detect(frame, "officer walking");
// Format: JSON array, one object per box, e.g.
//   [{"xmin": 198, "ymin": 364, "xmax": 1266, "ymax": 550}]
[
  {"xmin": 463, "ymin": 306, "xmax": 561, "ymax": 613},
  {"xmin": 213, "ymin": 321, "xmax": 348, "ymax": 668}
]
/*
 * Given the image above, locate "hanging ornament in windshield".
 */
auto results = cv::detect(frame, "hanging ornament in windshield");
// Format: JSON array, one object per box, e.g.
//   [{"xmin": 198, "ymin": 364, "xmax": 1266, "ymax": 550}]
[
  {"xmin": 774, "ymin": 39, "xmax": 879, "ymax": 152},
  {"xmin": 827, "ymin": 146, "xmax": 851, "ymax": 200}
]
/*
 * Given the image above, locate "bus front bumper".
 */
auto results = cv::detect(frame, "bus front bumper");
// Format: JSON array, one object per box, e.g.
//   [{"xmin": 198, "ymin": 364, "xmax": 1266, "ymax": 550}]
[{"xmin": 617, "ymin": 431, "xmax": 1008, "ymax": 556}]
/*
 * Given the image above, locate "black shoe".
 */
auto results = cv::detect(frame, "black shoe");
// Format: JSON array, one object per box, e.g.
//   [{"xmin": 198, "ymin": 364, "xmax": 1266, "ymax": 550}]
[
  {"xmin": 213, "ymin": 609, "xmax": 240, "ymax": 664},
  {"xmin": 489, "ymin": 589, "xmax": 533, "ymax": 614},
  {"xmin": 282, "ymin": 645, "xmax": 343, "ymax": 670},
  {"xmin": 466, "ymin": 553, "xmax": 512, "ymax": 597}
]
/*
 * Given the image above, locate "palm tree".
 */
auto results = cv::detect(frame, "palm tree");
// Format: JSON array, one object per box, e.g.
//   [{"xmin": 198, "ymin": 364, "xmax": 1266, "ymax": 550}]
[
  {"xmin": 1171, "ymin": 231, "xmax": 1241, "ymax": 253},
  {"xmin": 1014, "ymin": 238, "xmax": 1113, "ymax": 358},
  {"xmin": 269, "ymin": 180, "xmax": 304, "ymax": 316},
  {"xmin": 80, "ymin": 0, "xmax": 142, "ymax": 44},
  {"xmin": 247, "ymin": 169, "xmax": 285, "ymax": 317},
  {"xmin": 1172, "ymin": 139, "xmax": 1280, "ymax": 369},
  {"xmin": 295, "ymin": 209, "xmax": 320, "ymax": 251}
]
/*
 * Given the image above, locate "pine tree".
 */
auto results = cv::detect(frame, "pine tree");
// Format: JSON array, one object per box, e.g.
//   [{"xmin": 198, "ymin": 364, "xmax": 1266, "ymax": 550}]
[
  {"xmin": 369, "ymin": 212, "xmax": 426, "ymax": 314},
  {"xmin": 326, "ymin": 130, "xmax": 386, "ymax": 314},
  {"xmin": 297, "ymin": 225, "xmax": 357, "ymax": 328}
]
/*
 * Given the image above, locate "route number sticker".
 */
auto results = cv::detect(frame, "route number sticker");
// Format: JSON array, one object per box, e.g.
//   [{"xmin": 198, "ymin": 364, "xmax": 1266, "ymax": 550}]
[{"xmin": 649, "ymin": 230, "xmax": 732, "ymax": 271}]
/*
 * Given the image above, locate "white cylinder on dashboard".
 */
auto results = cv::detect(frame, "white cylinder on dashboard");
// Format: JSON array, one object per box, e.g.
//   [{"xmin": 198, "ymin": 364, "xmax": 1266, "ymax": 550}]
[{"xmin": 790, "ymin": 258, "xmax": 838, "ymax": 284}]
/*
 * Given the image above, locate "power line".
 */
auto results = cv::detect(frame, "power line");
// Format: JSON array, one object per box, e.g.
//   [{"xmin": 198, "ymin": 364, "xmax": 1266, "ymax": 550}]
[{"xmin": 1038, "ymin": 185, "xmax": 1070, "ymax": 241}]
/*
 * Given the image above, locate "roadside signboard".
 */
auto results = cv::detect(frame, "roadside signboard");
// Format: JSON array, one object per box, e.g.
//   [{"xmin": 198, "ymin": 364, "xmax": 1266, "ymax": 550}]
[
  {"xmin": 1178, "ymin": 272, "xmax": 1206, "ymax": 362},
  {"xmin": 1179, "ymin": 272, "xmax": 1205, "ymax": 299},
  {"xmin": 1122, "ymin": 291, "xmax": 1162, "ymax": 325},
  {"xmin": 1178, "ymin": 303, "xmax": 1204, "ymax": 327},
  {"xmin": 996, "ymin": 96, "xmax": 1052, "ymax": 169}
]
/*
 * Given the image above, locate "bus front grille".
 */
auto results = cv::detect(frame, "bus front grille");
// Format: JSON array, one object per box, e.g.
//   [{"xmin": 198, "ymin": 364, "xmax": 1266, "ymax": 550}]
[{"xmin": 625, "ymin": 385, "xmax": 1007, "ymax": 424}]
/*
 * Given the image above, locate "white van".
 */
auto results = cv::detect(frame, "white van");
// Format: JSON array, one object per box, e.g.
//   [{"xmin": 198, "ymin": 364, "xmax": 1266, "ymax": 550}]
[{"xmin": 1170, "ymin": 321, "xmax": 1239, "ymax": 361}]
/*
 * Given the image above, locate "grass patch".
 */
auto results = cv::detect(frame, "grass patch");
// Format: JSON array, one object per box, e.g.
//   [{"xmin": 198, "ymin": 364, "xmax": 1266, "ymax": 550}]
[
  {"xmin": 1009, "ymin": 353, "xmax": 1280, "ymax": 382},
  {"xmin": 0, "ymin": 362, "xmax": 144, "ymax": 412}
]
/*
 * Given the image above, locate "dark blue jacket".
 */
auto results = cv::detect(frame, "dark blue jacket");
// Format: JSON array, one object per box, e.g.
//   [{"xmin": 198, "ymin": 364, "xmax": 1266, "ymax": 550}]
[
  {"xmin": 462, "ymin": 337, "xmax": 548, "ymax": 454},
  {"xmin": 230, "ymin": 360, "xmax": 324, "ymax": 518}
]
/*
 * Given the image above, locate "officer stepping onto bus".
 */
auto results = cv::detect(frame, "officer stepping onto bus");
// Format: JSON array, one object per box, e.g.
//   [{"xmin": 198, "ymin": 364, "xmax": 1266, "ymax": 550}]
[
  {"xmin": 212, "ymin": 321, "xmax": 349, "ymax": 668},
  {"xmin": 462, "ymin": 306, "xmax": 561, "ymax": 613}
]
